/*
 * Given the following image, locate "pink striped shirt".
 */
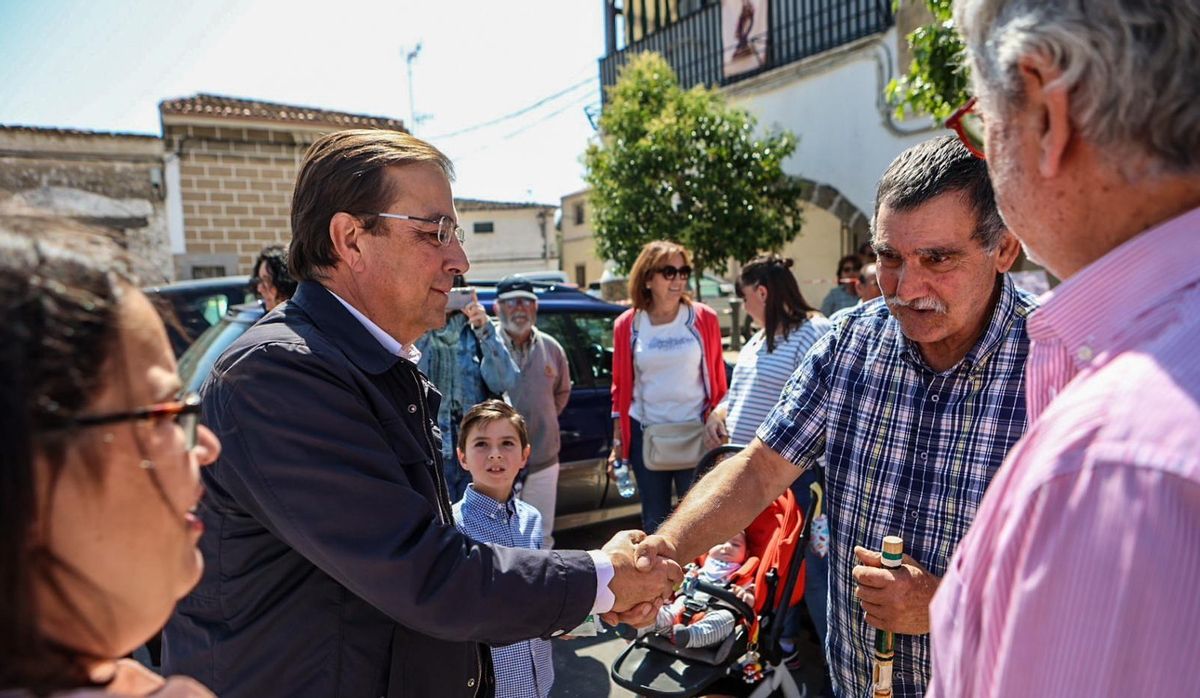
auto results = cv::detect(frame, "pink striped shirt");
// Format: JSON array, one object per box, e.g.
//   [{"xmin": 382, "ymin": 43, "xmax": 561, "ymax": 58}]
[{"xmin": 928, "ymin": 206, "xmax": 1200, "ymax": 697}]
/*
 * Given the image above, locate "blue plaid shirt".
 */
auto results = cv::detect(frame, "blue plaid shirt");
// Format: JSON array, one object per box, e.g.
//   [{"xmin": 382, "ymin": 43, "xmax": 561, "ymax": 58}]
[
  {"xmin": 758, "ymin": 276, "xmax": 1037, "ymax": 698},
  {"xmin": 452, "ymin": 485, "xmax": 553, "ymax": 698}
]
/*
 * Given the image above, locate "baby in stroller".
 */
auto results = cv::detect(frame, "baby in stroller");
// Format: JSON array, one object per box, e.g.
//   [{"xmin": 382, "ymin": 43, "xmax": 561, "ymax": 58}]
[
  {"xmin": 642, "ymin": 531, "xmax": 756, "ymax": 649},
  {"xmin": 611, "ymin": 451, "xmax": 811, "ymax": 698}
]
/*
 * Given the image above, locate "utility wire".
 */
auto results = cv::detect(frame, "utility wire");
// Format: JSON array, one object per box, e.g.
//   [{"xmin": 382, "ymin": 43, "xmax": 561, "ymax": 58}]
[
  {"xmin": 453, "ymin": 89, "xmax": 599, "ymax": 163},
  {"xmin": 426, "ymin": 74, "xmax": 596, "ymax": 140}
]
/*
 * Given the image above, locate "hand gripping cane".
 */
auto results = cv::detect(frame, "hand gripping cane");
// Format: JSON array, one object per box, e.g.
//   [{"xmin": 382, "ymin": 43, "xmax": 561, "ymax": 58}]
[{"xmin": 871, "ymin": 536, "xmax": 904, "ymax": 697}]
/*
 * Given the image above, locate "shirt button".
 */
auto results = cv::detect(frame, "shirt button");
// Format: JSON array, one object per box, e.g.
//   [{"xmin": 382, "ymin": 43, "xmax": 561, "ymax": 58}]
[
  {"xmin": 930, "ymin": 394, "xmax": 940, "ymax": 402},
  {"xmin": 407, "ymin": 404, "xmax": 417, "ymax": 413},
  {"xmin": 1076, "ymin": 345, "xmax": 1094, "ymax": 361},
  {"xmin": 920, "ymin": 452, "xmax": 929, "ymax": 461},
  {"xmin": 910, "ymin": 509, "xmax": 919, "ymax": 518},
  {"xmin": 467, "ymin": 678, "xmax": 476, "ymax": 688}
]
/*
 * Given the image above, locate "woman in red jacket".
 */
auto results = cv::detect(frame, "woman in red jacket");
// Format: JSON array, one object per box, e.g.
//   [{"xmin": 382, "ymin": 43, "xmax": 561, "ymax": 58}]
[{"xmin": 610, "ymin": 240, "xmax": 727, "ymax": 532}]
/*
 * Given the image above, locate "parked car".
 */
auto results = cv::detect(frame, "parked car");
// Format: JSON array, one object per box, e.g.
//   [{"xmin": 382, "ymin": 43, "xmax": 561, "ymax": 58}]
[
  {"xmin": 143, "ymin": 275, "xmax": 257, "ymax": 357},
  {"xmin": 172, "ymin": 282, "xmax": 640, "ymax": 532}
]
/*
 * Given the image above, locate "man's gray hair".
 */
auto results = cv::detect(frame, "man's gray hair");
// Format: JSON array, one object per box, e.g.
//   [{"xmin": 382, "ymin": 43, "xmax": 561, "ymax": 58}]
[
  {"xmin": 872, "ymin": 136, "xmax": 1007, "ymax": 250},
  {"xmin": 955, "ymin": 0, "xmax": 1200, "ymax": 174}
]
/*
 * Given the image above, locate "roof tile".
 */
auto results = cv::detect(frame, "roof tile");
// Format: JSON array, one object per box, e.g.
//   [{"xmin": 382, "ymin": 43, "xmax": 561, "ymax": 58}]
[{"xmin": 159, "ymin": 93, "xmax": 406, "ymax": 131}]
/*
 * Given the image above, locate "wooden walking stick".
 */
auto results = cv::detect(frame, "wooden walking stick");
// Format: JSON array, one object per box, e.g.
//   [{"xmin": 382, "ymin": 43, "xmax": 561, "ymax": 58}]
[{"xmin": 871, "ymin": 536, "xmax": 904, "ymax": 698}]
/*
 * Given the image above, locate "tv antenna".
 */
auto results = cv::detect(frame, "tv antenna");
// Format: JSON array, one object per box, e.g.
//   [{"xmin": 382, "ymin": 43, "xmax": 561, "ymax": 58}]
[{"xmin": 404, "ymin": 43, "xmax": 432, "ymax": 133}]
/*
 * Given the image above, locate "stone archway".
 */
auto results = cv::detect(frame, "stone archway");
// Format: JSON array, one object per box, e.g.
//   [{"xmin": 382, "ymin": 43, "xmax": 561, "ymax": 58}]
[{"xmin": 797, "ymin": 177, "xmax": 871, "ymax": 249}]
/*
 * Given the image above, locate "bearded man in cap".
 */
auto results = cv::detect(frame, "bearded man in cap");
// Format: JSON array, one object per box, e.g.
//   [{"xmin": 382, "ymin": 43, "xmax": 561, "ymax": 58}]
[{"xmin": 495, "ymin": 276, "xmax": 571, "ymax": 548}]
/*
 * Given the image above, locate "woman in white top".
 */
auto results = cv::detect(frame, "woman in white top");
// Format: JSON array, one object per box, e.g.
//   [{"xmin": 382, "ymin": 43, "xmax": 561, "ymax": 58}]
[{"xmin": 610, "ymin": 241, "xmax": 727, "ymax": 533}]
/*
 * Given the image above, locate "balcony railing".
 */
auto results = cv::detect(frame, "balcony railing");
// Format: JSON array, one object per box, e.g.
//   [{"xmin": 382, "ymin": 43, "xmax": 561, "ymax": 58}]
[{"xmin": 600, "ymin": 0, "xmax": 894, "ymax": 102}]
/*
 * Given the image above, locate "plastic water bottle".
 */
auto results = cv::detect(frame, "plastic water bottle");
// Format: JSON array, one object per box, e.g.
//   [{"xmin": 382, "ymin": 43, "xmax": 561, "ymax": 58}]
[{"xmin": 613, "ymin": 459, "xmax": 636, "ymax": 498}]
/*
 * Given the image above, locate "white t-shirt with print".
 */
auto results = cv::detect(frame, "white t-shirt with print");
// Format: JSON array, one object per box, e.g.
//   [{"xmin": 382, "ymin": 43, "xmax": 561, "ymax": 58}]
[{"xmin": 630, "ymin": 309, "xmax": 706, "ymax": 425}]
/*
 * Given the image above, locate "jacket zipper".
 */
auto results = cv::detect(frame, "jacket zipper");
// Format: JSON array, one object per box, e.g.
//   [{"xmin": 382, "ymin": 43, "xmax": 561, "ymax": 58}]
[
  {"xmin": 407, "ymin": 367, "xmax": 453, "ymax": 525},
  {"xmin": 474, "ymin": 645, "xmax": 486, "ymax": 697}
]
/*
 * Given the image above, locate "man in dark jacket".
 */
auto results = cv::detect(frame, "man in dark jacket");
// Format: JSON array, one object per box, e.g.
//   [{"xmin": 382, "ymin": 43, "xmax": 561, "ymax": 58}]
[{"xmin": 162, "ymin": 129, "xmax": 680, "ymax": 697}]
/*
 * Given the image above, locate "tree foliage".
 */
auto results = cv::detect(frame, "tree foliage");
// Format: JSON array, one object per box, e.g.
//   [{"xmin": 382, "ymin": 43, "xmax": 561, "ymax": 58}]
[
  {"xmin": 886, "ymin": 0, "xmax": 970, "ymax": 123},
  {"xmin": 583, "ymin": 52, "xmax": 804, "ymax": 290}
]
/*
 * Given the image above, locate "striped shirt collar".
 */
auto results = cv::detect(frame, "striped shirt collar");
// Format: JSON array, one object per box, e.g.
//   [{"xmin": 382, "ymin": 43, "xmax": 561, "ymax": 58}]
[
  {"xmin": 460, "ymin": 483, "xmax": 518, "ymax": 519},
  {"xmin": 1028, "ymin": 206, "xmax": 1200, "ymax": 371},
  {"xmin": 894, "ymin": 273, "xmax": 1024, "ymax": 373}
]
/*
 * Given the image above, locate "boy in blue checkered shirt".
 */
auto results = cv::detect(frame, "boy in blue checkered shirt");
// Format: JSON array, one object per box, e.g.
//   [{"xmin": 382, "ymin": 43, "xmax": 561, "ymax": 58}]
[{"xmin": 452, "ymin": 400, "xmax": 553, "ymax": 698}]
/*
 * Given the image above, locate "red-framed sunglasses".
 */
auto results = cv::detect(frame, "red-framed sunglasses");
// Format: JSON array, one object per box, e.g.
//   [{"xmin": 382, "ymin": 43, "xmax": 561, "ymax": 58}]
[
  {"xmin": 72, "ymin": 392, "xmax": 203, "ymax": 450},
  {"xmin": 946, "ymin": 96, "xmax": 986, "ymax": 159}
]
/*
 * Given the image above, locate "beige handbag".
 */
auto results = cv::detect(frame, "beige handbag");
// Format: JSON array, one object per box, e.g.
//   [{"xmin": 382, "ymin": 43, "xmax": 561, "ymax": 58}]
[
  {"xmin": 642, "ymin": 421, "xmax": 706, "ymax": 471},
  {"xmin": 633, "ymin": 310, "xmax": 706, "ymax": 471}
]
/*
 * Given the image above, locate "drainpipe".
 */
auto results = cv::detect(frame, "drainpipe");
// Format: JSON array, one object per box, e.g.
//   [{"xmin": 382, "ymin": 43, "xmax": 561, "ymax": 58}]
[
  {"xmin": 536, "ymin": 208, "xmax": 550, "ymax": 268},
  {"xmin": 870, "ymin": 37, "xmax": 938, "ymax": 137}
]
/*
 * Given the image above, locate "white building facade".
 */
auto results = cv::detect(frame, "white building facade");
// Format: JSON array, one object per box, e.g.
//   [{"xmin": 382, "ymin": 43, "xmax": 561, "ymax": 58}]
[{"xmin": 455, "ymin": 198, "xmax": 559, "ymax": 281}]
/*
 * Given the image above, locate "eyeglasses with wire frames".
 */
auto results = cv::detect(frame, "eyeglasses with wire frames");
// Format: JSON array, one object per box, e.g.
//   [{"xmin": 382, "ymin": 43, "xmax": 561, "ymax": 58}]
[
  {"xmin": 657, "ymin": 264, "xmax": 692, "ymax": 280},
  {"xmin": 374, "ymin": 212, "xmax": 466, "ymax": 246},
  {"xmin": 70, "ymin": 392, "xmax": 203, "ymax": 450},
  {"xmin": 946, "ymin": 96, "xmax": 986, "ymax": 159}
]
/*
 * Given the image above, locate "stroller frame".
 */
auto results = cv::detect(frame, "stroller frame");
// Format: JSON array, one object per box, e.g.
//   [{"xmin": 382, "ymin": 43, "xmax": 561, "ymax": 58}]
[{"xmin": 611, "ymin": 445, "xmax": 818, "ymax": 698}]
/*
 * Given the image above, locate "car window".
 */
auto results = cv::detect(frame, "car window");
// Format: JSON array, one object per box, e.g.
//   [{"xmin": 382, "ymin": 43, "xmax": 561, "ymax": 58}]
[
  {"xmin": 699, "ymin": 277, "xmax": 725, "ymax": 298},
  {"xmin": 534, "ymin": 314, "xmax": 584, "ymax": 387},
  {"xmin": 198, "ymin": 294, "xmax": 230, "ymax": 326},
  {"xmin": 568, "ymin": 312, "xmax": 616, "ymax": 388},
  {"xmin": 178, "ymin": 317, "xmax": 253, "ymax": 393}
]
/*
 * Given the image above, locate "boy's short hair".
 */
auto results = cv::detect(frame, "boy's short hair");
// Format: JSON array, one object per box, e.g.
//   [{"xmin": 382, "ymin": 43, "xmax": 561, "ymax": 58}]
[{"xmin": 457, "ymin": 400, "xmax": 530, "ymax": 451}]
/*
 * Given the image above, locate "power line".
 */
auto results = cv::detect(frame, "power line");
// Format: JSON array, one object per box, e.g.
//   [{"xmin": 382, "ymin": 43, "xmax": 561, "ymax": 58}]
[
  {"xmin": 426, "ymin": 74, "xmax": 597, "ymax": 140},
  {"xmin": 453, "ymin": 89, "xmax": 599, "ymax": 163}
]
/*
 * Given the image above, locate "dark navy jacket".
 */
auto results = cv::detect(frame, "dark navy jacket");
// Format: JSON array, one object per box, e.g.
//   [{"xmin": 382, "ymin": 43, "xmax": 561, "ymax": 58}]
[{"xmin": 163, "ymin": 281, "xmax": 596, "ymax": 697}]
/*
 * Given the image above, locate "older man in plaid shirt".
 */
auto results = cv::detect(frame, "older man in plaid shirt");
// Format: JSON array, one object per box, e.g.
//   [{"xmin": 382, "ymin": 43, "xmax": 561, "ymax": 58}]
[{"xmin": 635, "ymin": 136, "xmax": 1037, "ymax": 697}]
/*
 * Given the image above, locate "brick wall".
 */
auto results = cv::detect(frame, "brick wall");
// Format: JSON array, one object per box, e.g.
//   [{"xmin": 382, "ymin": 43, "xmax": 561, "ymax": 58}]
[{"xmin": 164, "ymin": 123, "xmax": 312, "ymax": 279}]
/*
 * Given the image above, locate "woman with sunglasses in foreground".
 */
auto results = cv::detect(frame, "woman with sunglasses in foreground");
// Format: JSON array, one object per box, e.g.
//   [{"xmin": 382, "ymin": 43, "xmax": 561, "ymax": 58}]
[
  {"xmin": 0, "ymin": 219, "xmax": 220, "ymax": 696},
  {"xmin": 610, "ymin": 240, "xmax": 728, "ymax": 533}
]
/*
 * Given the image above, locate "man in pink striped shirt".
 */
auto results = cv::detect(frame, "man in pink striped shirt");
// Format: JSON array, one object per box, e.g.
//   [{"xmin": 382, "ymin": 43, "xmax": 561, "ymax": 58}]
[{"xmin": 929, "ymin": 1, "xmax": 1200, "ymax": 696}]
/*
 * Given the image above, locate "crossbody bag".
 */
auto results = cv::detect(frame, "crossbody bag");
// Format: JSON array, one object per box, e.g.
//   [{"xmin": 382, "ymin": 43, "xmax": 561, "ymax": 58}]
[{"xmin": 633, "ymin": 310, "xmax": 707, "ymax": 471}]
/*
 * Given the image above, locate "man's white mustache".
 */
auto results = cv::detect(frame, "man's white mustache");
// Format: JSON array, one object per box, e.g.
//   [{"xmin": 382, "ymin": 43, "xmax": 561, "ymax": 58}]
[{"xmin": 885, "ymin": 295, "xmax": 948, "ymax": 314}]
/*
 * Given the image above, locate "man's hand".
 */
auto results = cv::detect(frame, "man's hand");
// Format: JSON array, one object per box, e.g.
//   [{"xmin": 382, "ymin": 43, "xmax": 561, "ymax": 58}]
[
  {"xmin": 852, "ymin": 546, "xmax": 940, "ymax": 635},
  {"xmin": 599, "ymin": 530, "xmax": 683, "ymax": 628},
  {"xmin": 633, "ymin": 533, "xmax": 680, "ymax": 573},
  {"xmin": 463, "ymin": 290, "xmax": 488, "ymax": 329},
  {"xmin": 703, "ymin": 410, "xmax": 729, "ymax": 450}
]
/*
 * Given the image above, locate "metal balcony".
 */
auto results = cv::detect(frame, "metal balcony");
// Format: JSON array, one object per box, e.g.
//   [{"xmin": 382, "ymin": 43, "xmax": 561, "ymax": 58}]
[{"xmin": 600, "ymin": 0, "xmax": 894, "ymax": 102}]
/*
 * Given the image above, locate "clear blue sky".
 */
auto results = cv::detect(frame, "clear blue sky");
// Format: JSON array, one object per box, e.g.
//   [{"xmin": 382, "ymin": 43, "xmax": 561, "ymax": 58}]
[{"xmin": 0, "ymin": 0, "xmax": 606, "ymax": 204}]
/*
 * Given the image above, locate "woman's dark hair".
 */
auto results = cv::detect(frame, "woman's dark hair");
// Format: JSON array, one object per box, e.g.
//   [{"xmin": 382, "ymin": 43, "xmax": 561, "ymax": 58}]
[
  {"xmin": 737, "ymin": 254, "xmax": 815, "ymax": 353},
  {"xmin": 835, "ymin": 253, "xmax": 863, "ymax": 278},
  {"xmin": 0, "ymin": 217, "xmax": 130, "ymax": 692},
  {"xmin": 252, "ymin": 244, "xmax": 297, "ymax": 300}
]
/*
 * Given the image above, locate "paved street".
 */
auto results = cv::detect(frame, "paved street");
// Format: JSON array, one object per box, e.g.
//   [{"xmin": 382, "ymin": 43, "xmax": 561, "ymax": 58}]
[{"xmin": 552, "ymin": 518, "xmax": 829, "ymax": 697}]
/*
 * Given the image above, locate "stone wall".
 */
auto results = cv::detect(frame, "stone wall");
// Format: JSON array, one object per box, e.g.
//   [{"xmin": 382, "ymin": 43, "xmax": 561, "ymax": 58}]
[
  {"xmin": 163, "ymin": 122, "xmax": 311, "ymax": 279},
  {"xmin": 0, "ymin": 127, "xmax": 173, "ymax": 284}
]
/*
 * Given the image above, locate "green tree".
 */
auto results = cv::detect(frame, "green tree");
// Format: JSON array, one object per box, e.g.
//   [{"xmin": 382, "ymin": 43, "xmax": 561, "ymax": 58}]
[
  {"xmin": 886, "ymin": 0, "xmax": 970, "ymax": 123},
  {"xmin": 583, "ymin": 52, "xmax": 804, "ymax": 296}
]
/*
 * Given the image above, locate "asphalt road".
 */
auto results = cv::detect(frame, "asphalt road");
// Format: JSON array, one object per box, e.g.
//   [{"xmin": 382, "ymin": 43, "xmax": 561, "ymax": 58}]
[{"xmin": 551, "ymin": 517, "xmax": 830, "ymax": 697}]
